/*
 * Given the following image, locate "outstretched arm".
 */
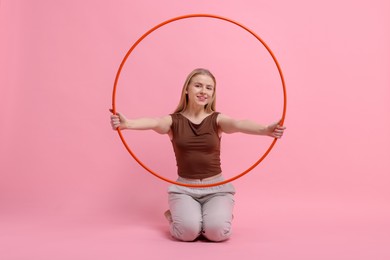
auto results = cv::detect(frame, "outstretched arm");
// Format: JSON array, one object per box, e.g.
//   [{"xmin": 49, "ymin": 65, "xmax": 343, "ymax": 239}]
[
  {"xmin": 217, "ymin": 114, "xmax": 286, "ymax": 138},
  {"xmin": 109, "ymin": 109, "xmax": 172, "ymax": 134}
]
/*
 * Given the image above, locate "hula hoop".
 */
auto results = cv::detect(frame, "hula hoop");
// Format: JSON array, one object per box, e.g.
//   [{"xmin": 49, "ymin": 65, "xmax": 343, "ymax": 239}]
[{"xmin": 112, "ymin": 14, "xmax": 287, "ymax": 188}]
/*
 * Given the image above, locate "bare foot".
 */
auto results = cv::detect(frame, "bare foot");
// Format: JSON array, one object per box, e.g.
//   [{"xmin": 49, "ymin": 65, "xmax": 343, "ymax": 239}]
[{"xmin": 164, "ymin": 210, "xmax": 172, "ymax": 223}]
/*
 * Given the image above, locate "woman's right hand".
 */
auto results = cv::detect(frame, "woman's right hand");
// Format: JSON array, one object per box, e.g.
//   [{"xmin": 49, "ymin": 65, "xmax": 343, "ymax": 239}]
[{"xmin": 109, "ymin": 109, "xmax": 128, "ymax": 130}]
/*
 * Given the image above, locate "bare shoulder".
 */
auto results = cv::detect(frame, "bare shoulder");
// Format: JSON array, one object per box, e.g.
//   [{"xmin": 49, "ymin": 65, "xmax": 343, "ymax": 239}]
[
  {"xmin": 217, "ymin": 113, "xmax": 240, "ymax": 134},
  {"xmin": 156, "ymin": 115, "xmax": 172, "ymax": 135},
  {"xmin": 161, "ymin": 115, "xmax": 173, "ymax": 121},
  {"xmin": 216, "ymin": 113, "xmax": 234, "ymax": 124},
  {"xmin": 159, "ymin": 115, "xmax": 173, "ymax": 127}
]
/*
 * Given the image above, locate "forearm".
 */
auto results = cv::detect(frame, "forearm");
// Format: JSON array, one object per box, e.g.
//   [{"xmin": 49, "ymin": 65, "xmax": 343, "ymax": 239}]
[
  {"xmin": 124, "ymin": 117, "xmax": 160, "ymax": 131},
  {"xmin": 218, "ymin": 114, "xmax": 284, "ymax": 138},
  {"xmin": 234, "ymin": 120, "xmax": 269, "ymax": 135},
  {"xmin": 111, "ymin": 110, "xmax": 171, "ymax": 134},
  {"xmin": 123, "ymin": 115, "xmax": 172, "ymax": 134}
]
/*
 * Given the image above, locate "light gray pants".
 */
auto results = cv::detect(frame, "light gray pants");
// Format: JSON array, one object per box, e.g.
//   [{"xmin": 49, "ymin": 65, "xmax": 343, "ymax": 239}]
[{"xmin": 167, "ymin": 175, "xmax": 235, "ymax": 242}]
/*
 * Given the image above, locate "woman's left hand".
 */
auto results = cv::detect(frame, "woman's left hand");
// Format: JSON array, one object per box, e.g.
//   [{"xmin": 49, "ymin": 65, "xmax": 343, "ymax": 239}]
[{"xmin": 266, "ymin": 121, "xmax": 286, "ymax": 139}]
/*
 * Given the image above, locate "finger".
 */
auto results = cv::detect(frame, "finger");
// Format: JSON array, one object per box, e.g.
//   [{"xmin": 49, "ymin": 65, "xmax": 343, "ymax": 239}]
[
  {"xmin": 273, "ymin": 130, "xmax": 284, "ymax": 137},
  {"xmin": 109, "ymin": 108, "xmax": 121, "ymax": 116}
]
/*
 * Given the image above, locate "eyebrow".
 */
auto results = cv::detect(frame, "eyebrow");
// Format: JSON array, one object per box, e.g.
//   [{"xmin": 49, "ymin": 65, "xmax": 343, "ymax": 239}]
[{"xmin": 193, "ymin": 82, "xmax": 214, "ymax": 87}]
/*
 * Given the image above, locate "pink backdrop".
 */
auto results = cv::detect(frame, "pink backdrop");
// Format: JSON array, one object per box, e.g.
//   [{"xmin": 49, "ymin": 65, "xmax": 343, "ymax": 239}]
[{"xmin": 1, "ymin": 0, "xmax": 389, "ymax": 259}]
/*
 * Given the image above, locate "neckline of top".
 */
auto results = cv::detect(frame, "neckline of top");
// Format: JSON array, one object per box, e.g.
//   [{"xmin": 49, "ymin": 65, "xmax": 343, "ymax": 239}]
[{"xmin": 179, "ymin": 112, "xmax": 215, "ymax": 125}]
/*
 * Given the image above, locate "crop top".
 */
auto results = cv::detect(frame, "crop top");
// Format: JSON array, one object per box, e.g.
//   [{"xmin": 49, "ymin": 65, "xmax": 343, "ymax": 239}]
[{"xmin": 170, "ymin": 112, "xmax": 222, "ymax": 179}]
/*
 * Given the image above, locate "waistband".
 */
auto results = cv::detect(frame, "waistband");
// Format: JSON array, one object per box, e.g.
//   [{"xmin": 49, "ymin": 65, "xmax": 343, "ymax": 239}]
[
  {"xmin": 177, "ymin": 173, "xmax": 223, "ymax": 185},
  {"xmin": 168, "ymin": 174, "xmax": 236, "ymax": 195}
]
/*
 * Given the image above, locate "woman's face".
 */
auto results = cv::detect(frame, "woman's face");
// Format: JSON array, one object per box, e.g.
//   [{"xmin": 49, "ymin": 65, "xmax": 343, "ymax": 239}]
[{"xmin": 186, "ymin": 74, "xmax": 215, "ymax": 108}]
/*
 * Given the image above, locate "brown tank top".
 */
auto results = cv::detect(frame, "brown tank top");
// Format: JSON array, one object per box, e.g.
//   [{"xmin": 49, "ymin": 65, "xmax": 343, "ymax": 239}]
[{"xmin": 170, "ymin": 112, "xmax": 222, "ymax": 179}]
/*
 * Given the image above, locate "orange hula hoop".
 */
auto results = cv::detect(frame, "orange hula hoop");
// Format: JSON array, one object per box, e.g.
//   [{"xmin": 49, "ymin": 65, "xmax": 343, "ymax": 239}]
[{"xmin": 112, "ymin": 14, "xmax": 287, "ymax": 188}]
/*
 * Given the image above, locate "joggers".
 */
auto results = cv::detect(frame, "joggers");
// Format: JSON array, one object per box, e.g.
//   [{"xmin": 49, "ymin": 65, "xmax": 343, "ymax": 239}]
[{"xmin": 167, "ymin": 175, "xmax": 235, "ymax": 242}]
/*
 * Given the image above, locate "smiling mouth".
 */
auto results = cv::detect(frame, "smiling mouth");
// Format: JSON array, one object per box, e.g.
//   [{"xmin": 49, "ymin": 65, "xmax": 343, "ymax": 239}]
[{"xmin": 197, "ymin": 96, "xmax": 207, "ymax": 101}]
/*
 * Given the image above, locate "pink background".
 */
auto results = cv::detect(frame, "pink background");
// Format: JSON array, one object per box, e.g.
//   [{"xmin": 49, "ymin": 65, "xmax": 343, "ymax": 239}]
[{"xmin": 1, "ymin": 0, "xmax": 389, "ymax": 259}]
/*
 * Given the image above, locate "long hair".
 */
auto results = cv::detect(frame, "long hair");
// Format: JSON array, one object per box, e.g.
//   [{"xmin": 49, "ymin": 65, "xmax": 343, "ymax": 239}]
[{"xmin": 173, "ymin": 68, "xmax": 217, "ymax": 113}]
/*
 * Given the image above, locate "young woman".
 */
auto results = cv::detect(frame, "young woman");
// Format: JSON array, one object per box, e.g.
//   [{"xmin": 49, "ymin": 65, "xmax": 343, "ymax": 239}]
[{"xmin": 110, "ymin": 68, "xmax": 286, "ymax": 242}]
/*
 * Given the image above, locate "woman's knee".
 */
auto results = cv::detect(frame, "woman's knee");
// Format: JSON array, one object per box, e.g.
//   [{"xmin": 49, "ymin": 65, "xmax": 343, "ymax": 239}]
[
  {"xmin": 202, "ymin": 219, "xmax": 233, "ymax": 242},
  {"xmin": 170, "ymin": 217, "xmax": 202, "ymax": 241}
]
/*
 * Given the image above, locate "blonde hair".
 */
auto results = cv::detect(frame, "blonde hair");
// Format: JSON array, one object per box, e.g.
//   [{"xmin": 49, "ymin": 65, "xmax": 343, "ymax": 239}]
[{"xmin": 173, "ymin": 68, "xmax": 217, "ymax": 113}]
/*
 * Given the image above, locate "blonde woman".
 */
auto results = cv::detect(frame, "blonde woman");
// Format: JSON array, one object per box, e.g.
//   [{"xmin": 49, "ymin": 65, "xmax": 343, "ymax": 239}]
[{"xmin": 110, "ymin": 68, "xmax": 286, "ymax": 242}]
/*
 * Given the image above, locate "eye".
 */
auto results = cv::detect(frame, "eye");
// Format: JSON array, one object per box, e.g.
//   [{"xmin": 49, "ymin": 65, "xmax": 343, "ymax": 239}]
[{"xmin": 207, "ymin": 86, "xmax": 214, "ymax": 90}]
